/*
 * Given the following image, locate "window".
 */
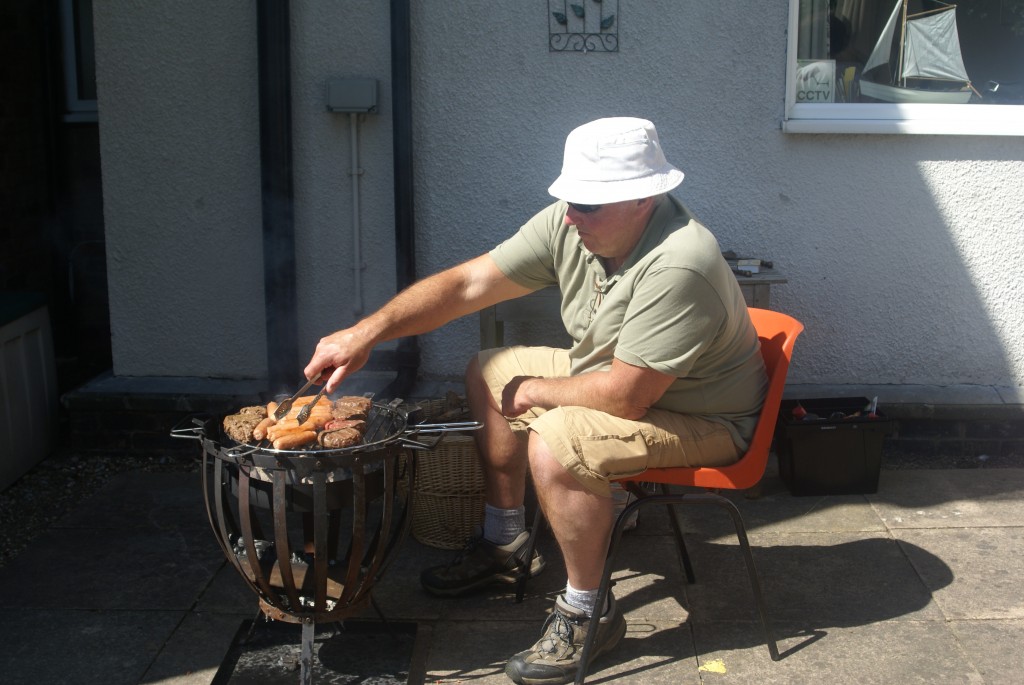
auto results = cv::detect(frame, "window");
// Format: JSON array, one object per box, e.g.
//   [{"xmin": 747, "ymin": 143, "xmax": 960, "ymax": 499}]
[
  {"xmin": 784, "ymin": 0, "xmax": 1024, "ymax": 135},
  {"xmin": 60, "ymin": 0, "xmax": 97, "ymax": 122}
]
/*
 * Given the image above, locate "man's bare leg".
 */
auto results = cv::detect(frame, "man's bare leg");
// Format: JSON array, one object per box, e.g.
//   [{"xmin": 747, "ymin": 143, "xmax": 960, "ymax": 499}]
[
  {"xmin": 505, "ymin": 431, "xmax": 627, "ymax": 685},
  {"xmin": 527, "ymin": 430, "xmax": 613, "ymax": 591},
  {"xmin": 418, "ymin": 357, "xmax": 540, "ymax": 597},
  {"xmin": 465, "ymin": 355, "xmax": 528, "ymax": 508}
]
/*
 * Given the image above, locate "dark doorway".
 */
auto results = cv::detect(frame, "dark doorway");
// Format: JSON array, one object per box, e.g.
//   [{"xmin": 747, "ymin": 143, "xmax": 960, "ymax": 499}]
[{"xmin": 1, "ymin": 0, "xmax": 110, "ymax": 395}]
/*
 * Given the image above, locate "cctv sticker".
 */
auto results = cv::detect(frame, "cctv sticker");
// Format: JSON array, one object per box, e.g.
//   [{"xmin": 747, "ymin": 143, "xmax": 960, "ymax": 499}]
[{"xmin": 796, "ymin": 60, "xmax": 836, "ymax": 103}]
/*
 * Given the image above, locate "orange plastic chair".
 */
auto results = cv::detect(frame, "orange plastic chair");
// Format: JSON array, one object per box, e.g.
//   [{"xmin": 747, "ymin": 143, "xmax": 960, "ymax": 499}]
[{"xmin": 516, "ymin": 307, "xmax": 803, "ymax": 681}]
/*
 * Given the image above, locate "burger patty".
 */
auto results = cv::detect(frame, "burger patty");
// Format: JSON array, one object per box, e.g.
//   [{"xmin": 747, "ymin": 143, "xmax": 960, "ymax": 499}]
[
  {"xmin": 331, "ymin": 396, "xmax": 373, "ymax": 420},
  {"xmin": 318, "ymin": 426, "xmax": 363, "ymax": 449},
  {"xmin": 223, "ymin": 413, "xmax": 263, "ymax": 443}
]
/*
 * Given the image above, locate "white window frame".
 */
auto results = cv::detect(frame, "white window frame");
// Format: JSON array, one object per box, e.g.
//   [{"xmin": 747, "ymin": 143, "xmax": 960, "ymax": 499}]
[
  {"xmin": 59, "ymin": 0, "xmax": 98, "ymax": 123},
  {"xmin": 782, "ymin": 0, "xmax": 1024, "ymax": 136}
]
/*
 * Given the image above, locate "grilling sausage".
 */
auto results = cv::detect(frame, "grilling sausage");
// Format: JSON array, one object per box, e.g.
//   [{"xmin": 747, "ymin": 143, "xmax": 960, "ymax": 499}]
[
  {"xmin": 269, "ymin": 396, "xmax": 331, "ymax": 422},
  {"xmin": 253, "ymin": 416, "xmax": 276, "ymax": 441},
  {"xmin": 273, "ymin": 430, "xmax": 317, "ymax": 450},
  {"xmin": 266, "ymin": 411, "xmax": 332, "ymax": 442}
]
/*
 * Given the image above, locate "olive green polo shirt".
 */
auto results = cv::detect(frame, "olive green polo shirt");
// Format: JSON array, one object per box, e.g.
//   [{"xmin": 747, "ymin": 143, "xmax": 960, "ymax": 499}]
[{"xmin": 488, "ymin": 195, "xmax": 767, "ymax": 448}]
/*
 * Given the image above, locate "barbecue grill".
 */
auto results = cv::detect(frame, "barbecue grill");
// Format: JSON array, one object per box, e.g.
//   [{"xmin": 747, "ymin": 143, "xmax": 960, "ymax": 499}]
[{"xmin": 172, "ymin": 398, "xmax": 480, "ymax": 683}]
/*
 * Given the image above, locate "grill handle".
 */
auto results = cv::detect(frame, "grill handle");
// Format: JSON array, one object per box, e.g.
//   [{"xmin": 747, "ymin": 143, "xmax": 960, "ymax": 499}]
[
  {"xmin": 170, "ymin": 414, "xmax": 209, "ymax": 441},
  {"xmin": 169, "ymin": 414, "xmax": 256, "ymax": 463},
  {"xmin": 400, "ymin": 420, "xmax": 482, "ymax": 450}
]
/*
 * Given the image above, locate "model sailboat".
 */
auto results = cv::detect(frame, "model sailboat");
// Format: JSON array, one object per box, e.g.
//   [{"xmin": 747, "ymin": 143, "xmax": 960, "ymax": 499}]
[{"xmin": 859, "ymin": 0, "xmax": 975, "ymax": 103}]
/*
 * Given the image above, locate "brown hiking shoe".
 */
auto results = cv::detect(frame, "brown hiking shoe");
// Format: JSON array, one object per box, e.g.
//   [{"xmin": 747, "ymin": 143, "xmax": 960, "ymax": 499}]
[
  {"xmin": 504, "ymin": 593, "xmax": 626, "ymax": 685},
  {"xmin": 420, "ymin": 529, "xmax": 545, "ymax": 597}
]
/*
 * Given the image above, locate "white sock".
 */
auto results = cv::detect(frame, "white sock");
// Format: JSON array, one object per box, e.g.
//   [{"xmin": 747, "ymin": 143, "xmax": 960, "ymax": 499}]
[
  {"xmin": 483, "ymin": 504, "xmax": 526, "ymax": 546},
  {"xmin": 564, "ymin": 581, "xmax": 600, "ymax": 617}
]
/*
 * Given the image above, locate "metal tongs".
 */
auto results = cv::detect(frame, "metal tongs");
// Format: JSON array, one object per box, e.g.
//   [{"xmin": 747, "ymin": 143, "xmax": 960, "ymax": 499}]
[
  {"xmin": 273, "ymin": 378, "xmax": 316, "ymax": 420},
  {"xmin": 295, "ymin": 385, "xmax": 328, "ymax": 424}
]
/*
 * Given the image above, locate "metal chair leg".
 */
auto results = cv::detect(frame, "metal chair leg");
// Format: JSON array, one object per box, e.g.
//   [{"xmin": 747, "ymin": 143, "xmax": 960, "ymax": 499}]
[
  {"xmin": 700, "ymin": 493, "xmax": 781, "ymax": 661},
  {"xmin": 515, "ymin": 506, "xmax": 545, "ymax": 603},
  {"xmin": 654, "ymin": 483, "xmax": 696, "ymax": 583},
  {"xmin": 575, "ymin": 493, "xmax": 780, "ymax": 684},
  {"xmin": 574, "ymin": 497, "xmax": 642, "ymax": 685}
]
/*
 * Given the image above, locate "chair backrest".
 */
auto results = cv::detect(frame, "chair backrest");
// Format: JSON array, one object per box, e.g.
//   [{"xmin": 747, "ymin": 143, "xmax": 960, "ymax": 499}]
[{"xmin": 622, "ymin": 307, "xmax": 803, "ymax": 491}]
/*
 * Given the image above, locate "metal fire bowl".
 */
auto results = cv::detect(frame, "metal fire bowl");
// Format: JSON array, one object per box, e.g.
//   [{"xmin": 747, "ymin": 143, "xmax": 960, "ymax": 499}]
[{"xmin": 172, "ymin": 401, "xmax": 480, "ymax": 625}]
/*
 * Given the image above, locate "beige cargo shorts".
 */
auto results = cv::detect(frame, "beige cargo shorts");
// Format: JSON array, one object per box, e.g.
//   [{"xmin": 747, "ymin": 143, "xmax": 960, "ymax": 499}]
[{"xmin": 477, "ymin": 346, "xmax": 741, "ymax": 497}]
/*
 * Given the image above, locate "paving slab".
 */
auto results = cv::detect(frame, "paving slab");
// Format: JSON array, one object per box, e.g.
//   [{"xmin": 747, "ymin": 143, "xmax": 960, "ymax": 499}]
[
  {"xmin": 140, "ymin": 611, "xmax": 251, "ymax": 685},
  {"xmin": 192, "ymin": 563, "xmax": 257, "ymax": 615},
  {"xmin": 593, "ymin": 619, "xmax": 699, "ymax": 684},
  {"xmin": 683, "ymin": 531, "xmax": 947, "ymax": 624},
  {"xmin": 0, "ymin": 525, "xmax": 224, "ymax": 611},
  {"xmin": 0, "ymin": 608, "xmax": 184, "ymax": 685},
  {"xmin": 894, "ymin": 527, "xmax": 1024, "ymax": 620},
  {"xmin": 3, "ymin": 463, "xmax": 1022, "ymax": 684},
  {"xmin": 680, "ymin": 486, "xmax": 888, "ymax": 537},
  {"xmin": 870, "ymin": 469, "xmax": 1024, "ymax": 529},
  {"xmin": 690, "ymin": 619, "xmax": 982, "ymax": 684},
  {"xmin": 948, "ymin": 618, "xmax": 1024, "ymax": 685},
  {"xmin": 423, "ymin": 619, "xmax": 539, "ymax": 683},
  {"xmin": 599, "ymin": 535, "xmax": 694, "ymax": 622},
  {"xmin": 52, "ymin": 470, "xmax": 209, "ymax": 531}
]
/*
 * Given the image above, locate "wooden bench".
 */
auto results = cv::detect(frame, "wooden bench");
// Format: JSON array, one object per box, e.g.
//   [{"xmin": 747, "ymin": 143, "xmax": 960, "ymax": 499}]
[{"xmin": 479, "ymin": 269, "xmax": 787, "ymax": 349}]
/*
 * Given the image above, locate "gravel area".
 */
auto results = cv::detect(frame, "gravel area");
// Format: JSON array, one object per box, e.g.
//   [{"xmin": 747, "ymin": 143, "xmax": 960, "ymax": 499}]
[{"xmin": 0, "ymin": 449, "xmax": 199, "ymax": 569}]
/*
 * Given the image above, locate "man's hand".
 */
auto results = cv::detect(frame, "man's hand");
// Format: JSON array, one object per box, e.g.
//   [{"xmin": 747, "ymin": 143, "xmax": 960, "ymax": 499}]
[
  {"xmin": 498, "ymin": 359, "xmax": 676, "ymax": 421},
  {"xmin": 303, "ymin": 327, "xmax": 374, "ymax": 394},
  {"xmin": 501, "ymin": 375, "xmax": 538, "ymax": 417},
  {"xmin": 301, "ymin": 254, "xmax": 533, "ymax": 394}
]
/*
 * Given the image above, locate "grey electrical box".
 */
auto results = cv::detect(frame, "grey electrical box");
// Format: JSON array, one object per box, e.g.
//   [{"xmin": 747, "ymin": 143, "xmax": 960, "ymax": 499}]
[{"xmin": 326, "ymin": 77, "xmax": 378, "ymax": 113}]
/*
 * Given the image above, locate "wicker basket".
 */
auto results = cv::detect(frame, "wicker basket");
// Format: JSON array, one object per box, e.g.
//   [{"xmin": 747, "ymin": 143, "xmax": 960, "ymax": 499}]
[{"xmin": 405, "ymin": 397, "xmax": 486, "ymax": 549}]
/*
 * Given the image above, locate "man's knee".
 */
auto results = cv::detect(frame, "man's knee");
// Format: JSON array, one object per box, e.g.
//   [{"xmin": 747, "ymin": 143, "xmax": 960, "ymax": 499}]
[{"xmin": 528, "ymin": 431, "xmax": 569, "ymax": 485}]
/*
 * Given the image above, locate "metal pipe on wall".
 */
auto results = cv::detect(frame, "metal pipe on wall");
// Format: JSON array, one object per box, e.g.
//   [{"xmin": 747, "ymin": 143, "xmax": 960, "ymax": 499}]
[
  {"xmin": 384, "ymin": 0, "xmax": 420, "ymax": 398},
  {"xmin": 350, "ymin": 112, "xmax": 364, "ymax": 318},
  {"xmin": 257, "ymin": 0, "xmax": 298, "ymax": 391},
  {"xmin": 256, "ymin": 0, "xmax": 419, "ymax": 395},
  {"xmin": 391, "ymin": 0, "xmax": 415, "ymax": 294}
]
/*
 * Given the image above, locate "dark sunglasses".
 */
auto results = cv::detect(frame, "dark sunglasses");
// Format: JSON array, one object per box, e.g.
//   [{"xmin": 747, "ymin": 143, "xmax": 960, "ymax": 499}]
[{"xmin": 567, "ymin": 202, "xmax": 604, "ymax": 214}]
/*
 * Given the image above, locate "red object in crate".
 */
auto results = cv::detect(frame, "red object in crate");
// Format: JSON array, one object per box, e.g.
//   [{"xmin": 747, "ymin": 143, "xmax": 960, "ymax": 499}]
[{"xmin": 775, "ymin": 397, "xmax": 896, "ymax": 496}]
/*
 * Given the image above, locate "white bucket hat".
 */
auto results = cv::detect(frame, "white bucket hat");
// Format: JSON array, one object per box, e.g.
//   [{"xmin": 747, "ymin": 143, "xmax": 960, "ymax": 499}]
[{"xmin": 548, "ymin": 117, "xmax": 684, "ymax": 205}]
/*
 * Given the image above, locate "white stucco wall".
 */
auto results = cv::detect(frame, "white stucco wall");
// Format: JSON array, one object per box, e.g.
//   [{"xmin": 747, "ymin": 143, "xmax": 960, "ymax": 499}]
[
  {"xmin": 94, "ymin": 1, "xmax": 265, "ymax": 378},
  {"xmin": 94, "ymin": 2, "xmax": 1024, "ymax": 390},
  {"xmin": 290, "ymin": 2, "xmax": 398, "ymax": 365}
]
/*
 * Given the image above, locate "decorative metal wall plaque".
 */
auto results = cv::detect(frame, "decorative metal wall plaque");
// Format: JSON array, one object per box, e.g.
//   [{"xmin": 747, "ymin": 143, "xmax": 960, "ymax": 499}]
[{"xmin": 549, "ymin": 0, "xmax": 618, "ymax": 53}]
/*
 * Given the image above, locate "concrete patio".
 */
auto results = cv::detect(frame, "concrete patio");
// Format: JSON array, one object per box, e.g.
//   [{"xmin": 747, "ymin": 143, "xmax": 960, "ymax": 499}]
[{"xmin": 1, "ymin": 450, "xmax": 1022, "ymax": 684}]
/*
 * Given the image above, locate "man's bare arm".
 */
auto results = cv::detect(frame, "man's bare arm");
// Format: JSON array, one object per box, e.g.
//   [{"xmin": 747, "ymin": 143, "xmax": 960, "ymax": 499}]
[
  {"xmin": 502, "ymin": 358, "xmax": 676, "ymax": 421},
  {"xmin": 306, "ymin": 254, "xmax": 532, "ymax": 392}
]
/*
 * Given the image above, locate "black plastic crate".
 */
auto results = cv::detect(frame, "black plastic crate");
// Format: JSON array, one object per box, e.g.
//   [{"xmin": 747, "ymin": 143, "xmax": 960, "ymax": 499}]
[{"xmin": 775, "ymin": 397, "xmax": 896, "ymax": 496}]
